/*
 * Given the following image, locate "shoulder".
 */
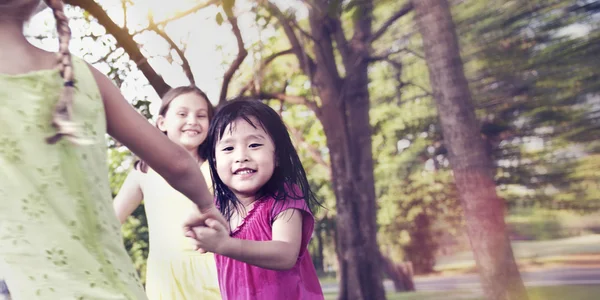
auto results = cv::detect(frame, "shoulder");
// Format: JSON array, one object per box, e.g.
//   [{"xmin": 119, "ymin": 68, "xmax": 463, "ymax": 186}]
[
  {"xmin": 268, "ymin": 197, "xmax": 312, "ymax": 223},
  {"xmin": 123, "ymin": 166, "xmax": 144, "ymax": 185},
  {"xmin": 82, "ymin": 61, "xmax": 122, "ymax": 107}
]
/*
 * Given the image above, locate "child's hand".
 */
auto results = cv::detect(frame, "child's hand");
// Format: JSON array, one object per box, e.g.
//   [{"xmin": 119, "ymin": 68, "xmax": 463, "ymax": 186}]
[
  {"xmin": 183, "ymin": 205, "xmax": 228, "ymax": 240},
  {"xmin": 190, "ymin": 218, "xmax": 232, "ymax": 254}
]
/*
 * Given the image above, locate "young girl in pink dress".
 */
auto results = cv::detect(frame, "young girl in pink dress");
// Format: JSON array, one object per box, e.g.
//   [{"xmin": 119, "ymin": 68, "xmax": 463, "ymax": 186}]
[{"xmin": 185, "ymin": 99, "xmax": 325, "ymax": 300}]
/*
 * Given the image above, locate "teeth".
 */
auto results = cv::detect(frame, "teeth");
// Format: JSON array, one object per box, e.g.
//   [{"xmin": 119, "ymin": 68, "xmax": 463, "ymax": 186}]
[{"xmin": 236, "ymin": 170, "xmax": 254, "ymax": 175}]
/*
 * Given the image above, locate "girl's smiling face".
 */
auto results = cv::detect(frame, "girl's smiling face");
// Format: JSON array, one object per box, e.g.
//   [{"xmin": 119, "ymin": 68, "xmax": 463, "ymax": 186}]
[
  {"xmin": 214, "ymin": 117, "xmax": 276, "ymax": 202},
  {"xmin": 157, "ymin": 92, "xmax": 210, "ymax": 152}
]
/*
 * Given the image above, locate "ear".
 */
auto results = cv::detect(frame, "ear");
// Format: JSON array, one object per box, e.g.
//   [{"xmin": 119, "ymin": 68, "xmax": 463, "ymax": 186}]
[{"xmin": 156, "ymin": 115, "xmax": 167, "ymax": 132}]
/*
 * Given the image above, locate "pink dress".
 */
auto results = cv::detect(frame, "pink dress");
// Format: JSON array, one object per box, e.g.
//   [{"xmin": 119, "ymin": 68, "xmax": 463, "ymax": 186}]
[{"xmin": 215, "ymin": 196, "xmax": 324, "ymax": 300}]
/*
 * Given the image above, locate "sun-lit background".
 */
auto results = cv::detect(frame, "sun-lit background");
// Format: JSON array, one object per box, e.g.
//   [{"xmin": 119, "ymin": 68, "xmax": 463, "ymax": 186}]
[
  {"xmin": 11, "ymin": 1, "xmax": 600, "ymax": 299},
  {"xmin": 25, "ymin": 0, "xmax": 293, "ymax": 116}
]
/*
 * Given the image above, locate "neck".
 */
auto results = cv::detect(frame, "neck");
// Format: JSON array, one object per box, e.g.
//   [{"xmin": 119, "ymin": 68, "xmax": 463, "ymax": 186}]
[
  {"xmin": 191, "ymin": 151, "xmax": 203, "ymax": 165},
  {"xmin": 182, "ymin": 146, "xmax": 202, "ymax": 164},
  {"xmin": 0, "ymin": 21, "xmax": 46, "ymax": 74},
  {"xmin": 236, "ymin": 194, "xmax": 257, "ymax": 207},
  {"xmin": 0, "ymin": 21, "xmax": 30, "ymax": 52}
]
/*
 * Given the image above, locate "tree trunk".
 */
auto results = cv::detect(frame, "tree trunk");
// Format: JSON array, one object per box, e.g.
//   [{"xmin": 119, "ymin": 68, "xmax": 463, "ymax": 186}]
[
  {"xmin": 312, "ymin": 223, "xmax": 325, "ymax": 274},
  {"xmin": 381, "ymin": 254, "xmax": 415, "ymax": 292},
  {"xmin": 302, "ymin": 1, "xmax": 386, "ymax": 299},
  {"xmin": 320, "ymin": 94, "xmax": 385, "ymax": 300},
  {"xmin": 413, "ymin": 1, "xmax": 528, "ymax": 299}
]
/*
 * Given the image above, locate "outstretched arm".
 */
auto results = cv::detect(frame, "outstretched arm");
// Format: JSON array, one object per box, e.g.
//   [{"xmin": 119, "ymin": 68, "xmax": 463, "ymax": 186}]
[
  {"xmin": 113, "ymin": 169, "xmax": 143, "ymax": 224},
  {"xmin": 191, "ymin": 209, "xmax": 304, "ymax": 270},
  {"xmin": 89, "ymin": 64, "xmax": 226, "ymax": 227}
]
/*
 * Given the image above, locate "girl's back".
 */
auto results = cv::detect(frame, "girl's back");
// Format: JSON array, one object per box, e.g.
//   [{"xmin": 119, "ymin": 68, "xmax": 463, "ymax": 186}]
[{"xmin": 0, "ymin": 56, "xmax": 147, "ymax": 299}]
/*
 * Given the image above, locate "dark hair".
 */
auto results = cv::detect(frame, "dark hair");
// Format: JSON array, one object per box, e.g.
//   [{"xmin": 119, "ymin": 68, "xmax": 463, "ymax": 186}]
[
  {"xmin": 135, "ymin": 86, "xmax": 215, "ymax": 173},
  {"xmin": 206, "ymin": 98, "xmax": 321, "ymax": 221},
  {"xmin": 43, "ymin": 0, "xmax": 81, "ymax": 144}
]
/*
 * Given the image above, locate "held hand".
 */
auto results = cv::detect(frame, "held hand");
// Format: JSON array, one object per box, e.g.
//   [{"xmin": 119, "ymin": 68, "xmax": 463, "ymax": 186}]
[
  {"xmin": 190, "ymin": 218, "xmax": 232, "ymax": 254},
  {"xmin": 183, "ymin": 205, "xmax": 228, "ymax": 240}
]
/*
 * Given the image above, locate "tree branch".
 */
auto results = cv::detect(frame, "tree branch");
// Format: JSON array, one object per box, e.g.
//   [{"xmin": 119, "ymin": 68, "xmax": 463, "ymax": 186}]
[
  {"xmin": 65, "ymin": 0, "xmax": 171, "ymax": 96},
  {"xmin": 288, "ymin": 125, "xmax": 331, "ymax": 177},
  {"xmin": 370, "ymin": 46, "xmax": 424, "ymax": 61},
  {"xmin": 263, "ymin": 0, "xmax": 316, "ymax": 77},
  {"xmin": 404, "ymin": 81, "xmax": 432, "ymax": 95},
  {"xmin": 238, "ymin": 48, "xmax": 293, "ymax": 97},
  {"xmin": 370, "ymin": 2, "xmax": 414, "ymax": 43},
  {"xmin": 148, "ymin": 20, "xmax": 195, "ymax": 84},
  {"xmin": 121, "ymin": 0, "xmax": 128, "ymax": 29},
  {"xmin": 155, "ymin": 0, "xmax": 218, "ymax": 27},
  {"xmin": 329, "ymin": 17, "xmax": 352, "ymax": 68},
  {"xmin": 219, "ymin": 14, "xmax": 248, "ymax": 105},
  {"xmin": 256, "ymin": 91, "xmax": 320, "ymax": 115}
]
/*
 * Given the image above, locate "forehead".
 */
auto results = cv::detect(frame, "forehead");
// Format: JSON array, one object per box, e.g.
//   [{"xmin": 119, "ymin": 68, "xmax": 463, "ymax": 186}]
[
  {"xmin": 168, "ymin": 92, "xmax": 208, "ymax": 110},
  {"xmin": 220, "ymin": 117, "xmax": 268, "ymax": 139}
]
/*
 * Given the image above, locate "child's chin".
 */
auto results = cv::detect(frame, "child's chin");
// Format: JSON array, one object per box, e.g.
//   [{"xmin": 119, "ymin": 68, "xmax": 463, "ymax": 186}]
[{"xmin": 180, "ymin": 140, "xmax": 203, "ymax": 148}]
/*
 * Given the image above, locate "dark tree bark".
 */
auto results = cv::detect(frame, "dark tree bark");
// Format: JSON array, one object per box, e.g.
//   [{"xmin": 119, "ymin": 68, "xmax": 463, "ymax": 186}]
[{"xmin": 412, "ymin": 1, "xmax": 528, "ymax": 299}]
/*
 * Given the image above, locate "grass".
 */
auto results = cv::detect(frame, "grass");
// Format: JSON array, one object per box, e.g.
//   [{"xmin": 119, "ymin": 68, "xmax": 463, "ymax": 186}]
[{"xmin": 324, "ymin": 285, "xmax": 600, "ymax": 300}]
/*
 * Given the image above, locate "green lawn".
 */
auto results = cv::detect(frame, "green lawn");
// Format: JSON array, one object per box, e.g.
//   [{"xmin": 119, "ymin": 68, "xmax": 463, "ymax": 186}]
[{"xmin": 324, "ymin": 285, "xmax": 600, "ymax": 300}]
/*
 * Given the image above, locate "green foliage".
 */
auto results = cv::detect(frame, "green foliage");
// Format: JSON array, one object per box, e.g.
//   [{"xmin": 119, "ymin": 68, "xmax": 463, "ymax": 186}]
[
  {"xmin": 454, "ymin": 0, "xmax": 600, "ymax": 211},
  {"xmin": 107, "ymin": 141, "xmax": 148, "ymax": 282}
]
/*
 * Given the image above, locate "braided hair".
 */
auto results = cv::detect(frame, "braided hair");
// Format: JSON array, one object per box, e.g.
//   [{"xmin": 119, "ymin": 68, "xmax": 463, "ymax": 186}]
[{"xmin": 44, "ymin": 0, "xmax": 87, "ymax": 145}]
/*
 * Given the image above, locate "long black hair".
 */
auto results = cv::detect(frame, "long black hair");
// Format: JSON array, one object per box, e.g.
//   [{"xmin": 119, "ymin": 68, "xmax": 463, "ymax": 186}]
[{"xmin": 206, "ymin": 98, "xmax": 321, "ymax": 221}]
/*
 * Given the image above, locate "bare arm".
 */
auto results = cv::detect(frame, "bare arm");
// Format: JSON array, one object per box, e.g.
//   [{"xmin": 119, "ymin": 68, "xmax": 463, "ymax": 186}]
[
  {"xmin": 89, "ymin": 65, "xmax": 218, "ymax": 218},
  {"xmin": 113, "ymin": 169, "xmax": 143, "ymax": 224},
  {"xmin": 194, "ymin": 209, "xmax": 304, "ymax": 270}
]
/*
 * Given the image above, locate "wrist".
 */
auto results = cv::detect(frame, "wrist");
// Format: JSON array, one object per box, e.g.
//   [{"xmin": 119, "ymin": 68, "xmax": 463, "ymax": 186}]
[
  {"xmin": 198, "ymin": 204, "xmax": 217, "ymax": 214},
  {"xmin": 218, "ymin": 236, "xmax": 238, "ymax": 256}
]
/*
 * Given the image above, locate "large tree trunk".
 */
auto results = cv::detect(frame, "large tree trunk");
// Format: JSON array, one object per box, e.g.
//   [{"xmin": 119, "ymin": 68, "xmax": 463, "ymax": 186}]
[
  {"xmin": 304, "ymin": 1, "xmax": 387, "ymax": 299},
  {"xmin": 320, "ymin": 94, "xmax": 386, "ymax": 300},
  {"xmin": 413, "ymin": 1, "xmax": 528, "ymax": 299}
]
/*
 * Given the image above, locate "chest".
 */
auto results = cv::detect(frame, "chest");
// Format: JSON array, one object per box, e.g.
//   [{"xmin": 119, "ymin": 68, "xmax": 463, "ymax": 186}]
[{"xmin": 227, "ymin": 201, "xmax": 273, "ymax": 240}]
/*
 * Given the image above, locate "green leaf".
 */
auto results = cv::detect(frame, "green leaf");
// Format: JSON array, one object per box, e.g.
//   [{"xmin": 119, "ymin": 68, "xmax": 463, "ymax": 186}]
[
  {"xmin": 216, "ymin": 12, "xmax": 224, "ymax": 25},
  {"xmin": 223, "ymin": 0, "xmax": 235, "ymax": 17}
]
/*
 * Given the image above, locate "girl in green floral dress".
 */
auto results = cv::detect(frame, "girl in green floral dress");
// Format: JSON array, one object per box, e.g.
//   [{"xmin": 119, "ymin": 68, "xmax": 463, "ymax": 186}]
[{"xmin": 0, "ymin": 1, "xmax": 226, "ymax": 299}]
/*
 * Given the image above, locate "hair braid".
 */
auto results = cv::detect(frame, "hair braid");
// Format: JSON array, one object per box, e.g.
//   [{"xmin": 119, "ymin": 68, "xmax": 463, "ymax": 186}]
[{"xmin": 44, "ymin": 0, "xmax": 89, "ymax": 145}]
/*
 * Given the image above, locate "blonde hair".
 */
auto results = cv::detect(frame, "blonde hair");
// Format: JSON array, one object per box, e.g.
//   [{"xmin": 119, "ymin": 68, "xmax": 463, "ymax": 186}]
[{"xmin": 44, "ymin": 0, "xmax": 87, "ymax": 145}]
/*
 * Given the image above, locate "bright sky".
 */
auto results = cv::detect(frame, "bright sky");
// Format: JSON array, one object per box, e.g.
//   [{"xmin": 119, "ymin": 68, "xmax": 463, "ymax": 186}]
[{"xmin": 25, "ymin": 0, "xmax": 304, "ymax": 117}]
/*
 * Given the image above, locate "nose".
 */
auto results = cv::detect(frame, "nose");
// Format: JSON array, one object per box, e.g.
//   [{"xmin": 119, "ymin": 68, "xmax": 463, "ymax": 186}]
[
  {"xmin": 186, "ymin": 114, "xmax": 199, "ymax": 125},
  {"xmin": 234, "ymin": 147, "xmax": 249, "ymax": 163}
]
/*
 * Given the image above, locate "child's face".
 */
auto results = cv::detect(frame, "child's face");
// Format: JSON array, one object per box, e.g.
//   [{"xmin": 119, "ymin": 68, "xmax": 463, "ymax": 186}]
[
  {"xmin": 215, "ymin": 117, "xmax": 276, "ymax": 200},
  {"xmin": 157, "ymin": 93, "xmax": 210, "ymax": 152}
]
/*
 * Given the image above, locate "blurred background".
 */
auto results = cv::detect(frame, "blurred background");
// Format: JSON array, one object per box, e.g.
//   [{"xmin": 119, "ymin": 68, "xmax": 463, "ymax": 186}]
[{"xmin": 20, "ymin": 0, "xmax": 600, "ymax": 299}]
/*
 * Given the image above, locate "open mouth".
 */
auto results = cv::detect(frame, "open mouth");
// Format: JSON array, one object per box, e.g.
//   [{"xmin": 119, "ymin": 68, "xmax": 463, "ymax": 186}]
[
  {"xmin": 182, "ymin": 130, "xmax": 200, "ymax": 136},
  {"xmin": 234, "ymin": 168, "xmax": 256, "ymax": 175}
]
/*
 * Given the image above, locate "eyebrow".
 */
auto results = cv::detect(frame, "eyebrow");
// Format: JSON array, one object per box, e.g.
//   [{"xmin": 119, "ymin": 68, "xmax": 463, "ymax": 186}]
[
  {"xmin": 174, "ymin": 108, "xmax": 207, "ymax": 112},
  {"xmin": 218, "ymin": 134, "xmax": 267, "ymax": 146}
]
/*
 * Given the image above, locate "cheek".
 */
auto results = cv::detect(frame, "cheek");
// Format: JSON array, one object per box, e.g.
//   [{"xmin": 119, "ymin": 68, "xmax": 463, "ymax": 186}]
[
  {"xmin": 214, "ymin": 155, "xmax": 229, "ymax": 176},
  {"xmin": 201, "ymin": 119, "xmax": 210, "ymax": 129}
]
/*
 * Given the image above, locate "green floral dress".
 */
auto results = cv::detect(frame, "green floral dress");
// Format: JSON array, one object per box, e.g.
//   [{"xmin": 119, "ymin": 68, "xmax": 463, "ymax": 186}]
[{"xmin": 0, "ymin": 57, "xmax": 147, "ymax": 299}]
